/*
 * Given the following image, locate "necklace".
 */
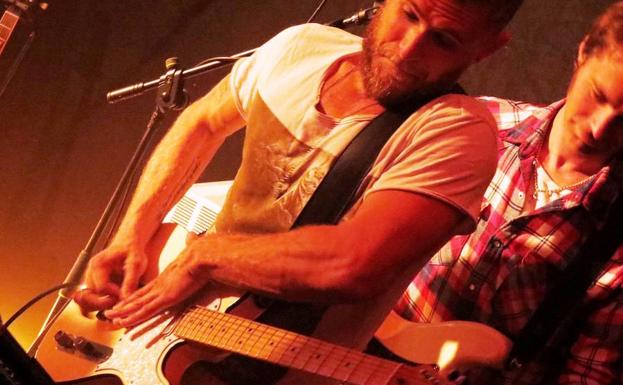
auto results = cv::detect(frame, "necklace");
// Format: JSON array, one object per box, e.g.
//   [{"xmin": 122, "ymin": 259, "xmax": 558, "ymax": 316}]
[{"xmin": 532, "ymin": 158, "xmax": 594, "ymax": 199}]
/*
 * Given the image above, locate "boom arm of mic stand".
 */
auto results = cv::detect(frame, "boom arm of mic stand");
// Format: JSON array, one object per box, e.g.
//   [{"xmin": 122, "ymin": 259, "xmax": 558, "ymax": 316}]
[
  {"xmin": 106, "ymin": 48, "xmax": 256, "ymax": 104},
  {"xmin": 105, "ymin": 5, "xmax": 378, "ymax": 104}
]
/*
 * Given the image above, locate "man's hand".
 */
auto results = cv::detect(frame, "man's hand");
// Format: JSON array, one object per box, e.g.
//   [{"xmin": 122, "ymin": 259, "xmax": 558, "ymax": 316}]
[
  {"xmin": 73, "ymin": 244, "xmax": 149, "ymax": 311},
  {"xmin": 103, "ymin": 249, "xmax": 208, "ymax": 327}
]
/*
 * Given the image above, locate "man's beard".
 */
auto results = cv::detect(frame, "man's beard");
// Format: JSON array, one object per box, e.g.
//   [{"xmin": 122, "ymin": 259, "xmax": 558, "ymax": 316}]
[{"xmin": 361, "ymin": 15, "xmax": 461, "ymax": 110}]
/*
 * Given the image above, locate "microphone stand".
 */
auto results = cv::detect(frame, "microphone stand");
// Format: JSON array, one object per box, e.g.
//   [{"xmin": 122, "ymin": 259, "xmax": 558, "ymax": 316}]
[{"xmin": 28, "ymin": 6, "xmax": 378, "ymax": 356}]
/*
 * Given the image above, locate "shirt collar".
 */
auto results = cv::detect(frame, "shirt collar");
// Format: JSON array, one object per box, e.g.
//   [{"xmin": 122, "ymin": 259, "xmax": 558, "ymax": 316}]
[{"xmin": 497, "ymin": 99, "xmax": 622, "ymax": 223}]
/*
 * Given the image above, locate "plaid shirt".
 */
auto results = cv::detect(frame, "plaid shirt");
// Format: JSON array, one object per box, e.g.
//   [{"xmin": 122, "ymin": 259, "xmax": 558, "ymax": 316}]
[{"xmin": 394, "ymin": 97, "xmax": 623, "ymax": 385}]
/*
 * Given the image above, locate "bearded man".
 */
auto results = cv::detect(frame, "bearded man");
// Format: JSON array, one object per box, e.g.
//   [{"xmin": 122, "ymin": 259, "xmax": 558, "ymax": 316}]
[{"xmin": 75, "ymin": 0, "xmax": 521, "ymax": 383}]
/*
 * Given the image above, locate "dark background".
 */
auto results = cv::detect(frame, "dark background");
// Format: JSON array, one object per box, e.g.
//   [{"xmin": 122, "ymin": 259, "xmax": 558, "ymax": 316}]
[{"xmin": 0, "ymin": 0, "xmax": 615, "ymax": 348}]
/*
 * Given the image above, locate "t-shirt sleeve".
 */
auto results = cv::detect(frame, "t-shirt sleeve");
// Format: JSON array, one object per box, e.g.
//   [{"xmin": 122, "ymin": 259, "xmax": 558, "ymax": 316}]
[
  {"xmin": 363, "ymin": 95, "xmax": 498, "ymax": 234},
  {"xmin": 229, "ymin": 25, "xmax": 309, "ymax": 120}
]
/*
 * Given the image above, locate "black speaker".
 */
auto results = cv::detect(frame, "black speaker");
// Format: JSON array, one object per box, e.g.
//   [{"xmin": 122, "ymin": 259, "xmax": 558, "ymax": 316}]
[{"xmin": 0, "ymin": 317, "xmax": 55, "ymax": 385}]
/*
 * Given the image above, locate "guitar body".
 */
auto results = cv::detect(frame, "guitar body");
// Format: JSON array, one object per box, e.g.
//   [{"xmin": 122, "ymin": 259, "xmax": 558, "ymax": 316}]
[
  {"xmin": 35, "ymin": 224, "xmax": 249, "ymax": 385},
  {"xmin": 35, "ymin": 182, "xmax": 512, "ymax": 385}
]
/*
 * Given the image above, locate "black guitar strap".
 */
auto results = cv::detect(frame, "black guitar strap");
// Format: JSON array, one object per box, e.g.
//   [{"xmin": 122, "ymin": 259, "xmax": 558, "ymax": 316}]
[
  {"xmin": 221, "ymin": 87, "xmax": 466, "ymax": 385},
  {"xmin": 506, "ymin": 185, "xmax": 623, "ymax": 370},
  {"xmin": 291, "ymin": 108, "xmax": 409, "ymax": 227},
  {"xmin": 292, "ymin": 84, "xmax": 464, "ymax": 228}
]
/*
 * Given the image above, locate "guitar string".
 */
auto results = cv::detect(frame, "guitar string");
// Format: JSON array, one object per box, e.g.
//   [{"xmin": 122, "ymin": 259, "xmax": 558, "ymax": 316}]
[
  {"xmin": 179, "ymin": 308, "xmax": 393, "ymax": 376},
  {"xmin": 177, "ymin": 308, "xmax": 401, "ymax": 384},
  {"xmin": 180, "ymin": 308, "xmax": 399, "ymax": 379}
]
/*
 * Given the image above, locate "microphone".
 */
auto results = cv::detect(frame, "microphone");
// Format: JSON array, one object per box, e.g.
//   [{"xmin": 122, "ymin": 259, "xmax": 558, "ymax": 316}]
[{"xmin": 328, "ymin": 6, "xmax": 379, "ymax": 29}]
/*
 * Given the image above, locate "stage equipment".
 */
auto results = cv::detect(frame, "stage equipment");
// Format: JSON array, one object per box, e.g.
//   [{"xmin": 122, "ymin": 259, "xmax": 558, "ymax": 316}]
[
  {"xmin": 0, "ymin": 0, "xmax": 47, "ymax": 98},
  {"xmin": 0, "ymin": 317, "xmax": 54, "ymax": 385}
]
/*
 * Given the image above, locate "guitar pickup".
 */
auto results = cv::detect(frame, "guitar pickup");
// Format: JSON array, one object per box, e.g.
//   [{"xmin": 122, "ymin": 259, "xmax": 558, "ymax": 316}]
[{"xmin": 54, "ymin": 330, "xmax": 112, "ymax": 363}]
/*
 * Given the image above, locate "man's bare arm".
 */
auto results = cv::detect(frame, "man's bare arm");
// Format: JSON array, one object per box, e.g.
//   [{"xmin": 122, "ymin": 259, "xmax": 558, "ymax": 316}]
[
  {"xmin": 105, "ymin": 189, "xmax": 464, "ymax": 326},
  {"xmin": 76, "ymin": 75, "xmax": 245, "ymax": 309}
]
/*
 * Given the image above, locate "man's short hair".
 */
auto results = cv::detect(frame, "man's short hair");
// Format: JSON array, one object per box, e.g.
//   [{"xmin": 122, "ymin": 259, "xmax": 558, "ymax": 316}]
[
  {"xmin": 460, "ymin": 0, "xmax": 523, "ymax": 30},
  {"xmin": 582, "ymin": 1, "xmax": 623, "ymax": 58}
]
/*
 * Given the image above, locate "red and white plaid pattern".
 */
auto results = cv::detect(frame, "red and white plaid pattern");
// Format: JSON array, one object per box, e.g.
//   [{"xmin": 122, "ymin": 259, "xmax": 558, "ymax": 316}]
[{"xmin": 394, "ymin": 97, "xmax": 623, "ymax": 385}]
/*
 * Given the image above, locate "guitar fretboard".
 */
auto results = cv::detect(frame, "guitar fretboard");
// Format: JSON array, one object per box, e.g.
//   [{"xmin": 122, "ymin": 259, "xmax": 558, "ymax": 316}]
[
  {"xmin": 174, "ymin": 306, "xmax": 402, "ymax": 385},
  {"xmin": 0, "ymin": 10, "xmax": 19, "ymax": 55}
]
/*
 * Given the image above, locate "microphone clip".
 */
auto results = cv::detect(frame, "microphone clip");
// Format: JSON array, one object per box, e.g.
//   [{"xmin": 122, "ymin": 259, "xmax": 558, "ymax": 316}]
[{"xmin": 328, "ymin": 6, "xmax": 379, "ymax": 29}]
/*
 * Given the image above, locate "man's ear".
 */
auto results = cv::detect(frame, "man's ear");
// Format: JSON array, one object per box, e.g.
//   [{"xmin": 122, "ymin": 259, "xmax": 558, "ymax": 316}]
[
  {"xmin": 475, "ymin": 30, "xmax": 511, "ymax": 62},
  {"xmin": 576, "ymin": 36, "xmax": 589, "ymax": 67}
]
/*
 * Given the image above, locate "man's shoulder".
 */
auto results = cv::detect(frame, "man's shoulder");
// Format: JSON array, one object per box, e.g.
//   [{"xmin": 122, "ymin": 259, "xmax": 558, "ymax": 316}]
[
  {"xmin": 475, "ymin": 96, "xmax": 557, "ymax": 130},
  {"xmin": 270, "ymin": 23, "xmax": 362, "ymax": 49},
  {"xmin": 408, "ymin": 93, "xmax": 498, "ymax": 131}
]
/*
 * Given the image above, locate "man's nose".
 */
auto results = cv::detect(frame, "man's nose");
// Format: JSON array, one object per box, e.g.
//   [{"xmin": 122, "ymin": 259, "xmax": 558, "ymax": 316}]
[{"xmin": 398, "ymin": 25, "xmax": 427, "ymax": 60}]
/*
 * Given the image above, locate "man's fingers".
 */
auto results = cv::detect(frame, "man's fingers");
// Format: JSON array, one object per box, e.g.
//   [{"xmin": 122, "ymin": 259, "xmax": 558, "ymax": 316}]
[
  {"xmin": 116, "ymin": 280, "xmax": 154, "ymax": 308},
  {"xmin": 88, "ymin": 254, "xmax": 121, "ymax": 294},
  {"xmin": 109, "ymin": 294, "xmax": 169, "ymax": 327},
  {"xmin": 106, "ymin": 286, "xmax": 156, "ymax": 317},
  {"xmin": 121, "ymin": 257, "xmax": 146, "ymax": 299},
  {"xmin": 73, "ymin": 289, "xmax": 117, "ymax": 312}
]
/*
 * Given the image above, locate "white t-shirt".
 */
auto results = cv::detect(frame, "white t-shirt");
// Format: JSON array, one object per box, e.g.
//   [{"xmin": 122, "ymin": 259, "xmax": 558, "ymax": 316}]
[{"xmin": 228, "ymin": 23, "xmax": 498, "ymax": 234}]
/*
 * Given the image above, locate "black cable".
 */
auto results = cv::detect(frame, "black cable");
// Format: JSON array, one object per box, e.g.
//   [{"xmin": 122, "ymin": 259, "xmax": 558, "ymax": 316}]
[
  {"xmin": 188, "ymin": 1, "xmax": 330, "ymax": 75},
  {"xmin": 306, "ymin": 0, "xmax": 329, "ymax": 23},
  {"xmin": 2, "ymin": 283, "xmax": 78, "ymax": 330}
]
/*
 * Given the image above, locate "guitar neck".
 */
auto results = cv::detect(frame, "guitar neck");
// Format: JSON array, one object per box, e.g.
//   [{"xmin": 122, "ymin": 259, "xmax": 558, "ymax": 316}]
[
  {"xmin": 174, "ymin": 306, "xmax": 403, "ymax": 385},
  {"xmin": 0, "ymin": 9, "xmax": 20, "ymax": 55}
]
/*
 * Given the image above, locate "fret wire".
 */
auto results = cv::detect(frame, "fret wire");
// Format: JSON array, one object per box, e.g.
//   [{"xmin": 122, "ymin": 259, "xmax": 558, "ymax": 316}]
[
  {"xmin": 189, "ymin": 309, "xmax": 208, "ymax": 341},
  {"xmin": 177, "ymin": 306, "xmax": 403, "ymax": 385},
  {"xmin": 205, "ymin": 311, "xmax": 234, "ymax": 347},
  {"xmin": 181, "ymin": 309, "xmax": 227, "ymax": 346},
  {"xmin": 193, "ymin": 310, "xmax": 223, "ymax": 345},
  {"xmin": 355, "ymin": 354, "xmax": 391, "ymax": 382},
  {"xmin": 344, "ymin": 356, "xmax": 376, "ymax": 385},
  {"xmin": 207, "ymin": 310, "xmax": 250, "ymax": 349},
  {"xmin": 315, "ymin": 343, "xmax": 350, "ymax": 378},
  {"xmin": 200, "ymin": 309, "xmax": 273, "ymax": 358},
  {"xmin": 275, "ymin": 332, "xmax": 308, "ymax": 368},
  {"xmin": 300, "ymin": 338, "xmax": 335, "ymax": 374},
  {"xmin": 287, "ymin": 333, "xmax": 318, "ymax": 371},
  {"xmin": 239, "ymin": 318, "xmax": 282, "ymax": 359},
  {"xmin": 222, "ymin": 315, "xmax": 251, "ymax": 351},
  {"xmin": 266, "ymin": 328, "xmax": 294, "ymax": 363},
  {"xmin": 176, "ymin": 308, "xmax": 198, "ymax": 336},
  {"xmin": 251, "ymin": 321, "xmax": 283, "ymax": 360},
  {"xmin": 330, "ymin": 349, "xmax": 366, "ymax": 383}
]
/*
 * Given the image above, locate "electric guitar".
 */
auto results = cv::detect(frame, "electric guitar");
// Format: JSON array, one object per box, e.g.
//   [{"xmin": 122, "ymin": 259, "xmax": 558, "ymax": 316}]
[
  {"xmin": 0, "ymin": 0, "xmax": 45, "ymax": 68},
  {"xmin": 34, "ymin": 181, "xmax": 512, "ymax": 385}
]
